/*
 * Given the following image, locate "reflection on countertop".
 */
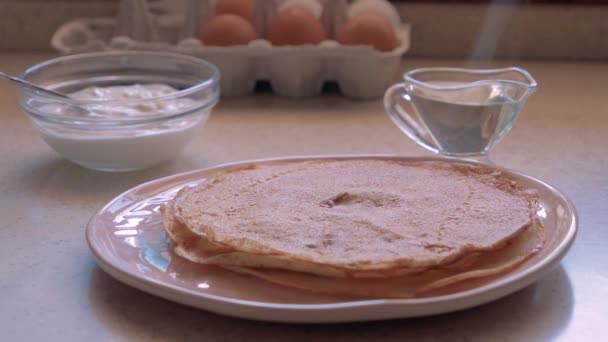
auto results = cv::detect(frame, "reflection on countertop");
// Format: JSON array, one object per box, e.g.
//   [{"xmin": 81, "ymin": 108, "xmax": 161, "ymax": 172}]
[{"xmin": 0, "ymin": 53, "xmax": 607, "ymax": 341}]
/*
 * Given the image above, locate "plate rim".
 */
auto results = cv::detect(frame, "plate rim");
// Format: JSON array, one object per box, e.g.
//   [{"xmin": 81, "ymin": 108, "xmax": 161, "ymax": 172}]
[{"xmin": 86, "ymin": 154, "xmax": 578, "ymax": 317}]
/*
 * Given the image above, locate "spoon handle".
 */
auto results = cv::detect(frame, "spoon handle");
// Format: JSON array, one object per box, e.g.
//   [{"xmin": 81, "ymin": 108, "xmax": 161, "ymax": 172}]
[{"xmin": 0, "ymin": 71, "xmax": 69, "ymax": 98}]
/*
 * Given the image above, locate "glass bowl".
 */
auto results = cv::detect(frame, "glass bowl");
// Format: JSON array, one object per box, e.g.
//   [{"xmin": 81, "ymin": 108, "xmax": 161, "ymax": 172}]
[{"xmin": 20, "ymin": 51, "xmax": 220, "ymax": 172}]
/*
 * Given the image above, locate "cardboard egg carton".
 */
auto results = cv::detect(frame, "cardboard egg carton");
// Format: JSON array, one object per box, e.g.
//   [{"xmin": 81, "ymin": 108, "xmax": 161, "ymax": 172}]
[{"xmin": 51, "ymin": 0, "xmax": 410, "ymax": 99}]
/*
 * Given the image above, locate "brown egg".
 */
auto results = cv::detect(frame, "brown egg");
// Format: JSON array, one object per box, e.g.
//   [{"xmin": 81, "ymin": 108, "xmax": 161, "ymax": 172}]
[
  {"xmin": 267, "ymin": 6, "xmax": 327, "ymax": 46},
  {"xmin": 337, "ymin": 13, "xmax": 398, "ymax": 52},
  {"xmin": 215, "ymin": 0, "xmax": 255, "ymax": 23},
  {"xmin": 201, "ymin": 14, "xmax": 257, "ymax": 46}
]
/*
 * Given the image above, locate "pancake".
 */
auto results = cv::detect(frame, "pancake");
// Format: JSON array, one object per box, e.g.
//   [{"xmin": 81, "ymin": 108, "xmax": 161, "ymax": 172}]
[
  {"xmin": 170, "ymin": 160, "xmax": 538, "ymax": 276},
  {"xmin": 222, "ymin": 220, "xmax": 543, "ymax": 298},
  {"xmin": 161, "ymin": 187, "xmax": 232, "ymax": 257},
  {"xmin": 162, "ymin": 194, "xmax": 430, "ymax": 278}
]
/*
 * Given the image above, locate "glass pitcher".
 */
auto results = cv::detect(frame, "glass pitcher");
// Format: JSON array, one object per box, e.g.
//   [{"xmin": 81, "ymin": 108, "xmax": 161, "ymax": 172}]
[{"xmin": 384, "ymin": 67, "xmax": 537, "ymax": 162}]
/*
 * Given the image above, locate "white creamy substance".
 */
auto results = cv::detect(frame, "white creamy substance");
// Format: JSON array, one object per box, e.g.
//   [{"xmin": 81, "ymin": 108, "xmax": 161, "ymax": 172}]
[
  {"xmin": 67, "ymin": 84, "xmax": 198, "ymax": 118},
  {"xmin": 35, "ymin": 84, "xmax": 208, "ymax": 171}
]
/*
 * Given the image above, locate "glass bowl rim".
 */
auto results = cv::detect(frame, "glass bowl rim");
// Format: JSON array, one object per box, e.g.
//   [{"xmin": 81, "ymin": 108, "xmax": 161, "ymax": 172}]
[
  {"xmin": 403, "ymin": 67, "xmax": 538, "ymax": 92},
  {"xmin": 20, "ymin": 51, "xmax": 220, "ymax": 127},
  {"xmin": 21, "ymin": 50, "xmax": 220, "ymax": 104}
]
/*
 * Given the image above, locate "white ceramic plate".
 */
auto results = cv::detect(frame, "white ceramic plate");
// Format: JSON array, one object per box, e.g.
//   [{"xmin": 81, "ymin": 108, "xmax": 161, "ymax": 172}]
[{"xmin": 86, "ymin": 155, "xmax": 577, "ymax": 323}]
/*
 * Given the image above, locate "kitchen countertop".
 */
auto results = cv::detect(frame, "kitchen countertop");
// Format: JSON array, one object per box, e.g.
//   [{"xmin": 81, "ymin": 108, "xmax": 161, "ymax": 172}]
[{"xmin": 1, "ymin": 53, "xmax": 606, "ymax": 341}]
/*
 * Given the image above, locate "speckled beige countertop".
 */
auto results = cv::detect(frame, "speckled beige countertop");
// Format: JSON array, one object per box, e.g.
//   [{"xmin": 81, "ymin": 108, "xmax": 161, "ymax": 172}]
[{"xmin": 1, "ymin": 53, "xmax": 607, "ymax": 341}]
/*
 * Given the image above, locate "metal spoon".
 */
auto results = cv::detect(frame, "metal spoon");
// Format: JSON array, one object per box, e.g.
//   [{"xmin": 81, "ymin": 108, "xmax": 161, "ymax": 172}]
[{"xmin": 0, "ymin": 71, "xmax": 69, "ymax": 98}]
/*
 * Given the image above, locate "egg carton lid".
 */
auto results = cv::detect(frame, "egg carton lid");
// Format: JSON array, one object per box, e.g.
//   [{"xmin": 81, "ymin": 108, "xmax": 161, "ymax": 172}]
[
  {"xmin": 51, "ymin": 17, "xmax": 410, "ymax": 57},
  {"xmin": 53, "ymin": 0, "xmax": 408, "ymax": 54},
  {"xmin": 50, "ymin": 0, "xmax": 410, "ymax": 99}
]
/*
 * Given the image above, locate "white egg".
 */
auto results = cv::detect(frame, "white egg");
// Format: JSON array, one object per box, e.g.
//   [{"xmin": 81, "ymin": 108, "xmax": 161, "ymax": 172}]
[
  {"xmin": 348, "ymin": 0, "xmax": 401, "ymax": 27},
  {"xmin": 109, "ymin": 36, "xmax": 134, "ymax": 49},
  {"xmin": 178, "ymin": 37, "xmax": 202, "ymax": 47},
  {"xmin": 279, "ymin": 0, "xmax": 323, "ymax": 19}
]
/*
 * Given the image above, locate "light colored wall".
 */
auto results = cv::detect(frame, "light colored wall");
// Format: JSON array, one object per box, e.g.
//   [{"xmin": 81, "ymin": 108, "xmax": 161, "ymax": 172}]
[
  {"xmin": 0, "ymin": 1, "xmax": 117, "ymax": 51},
  {"xmin": 0, "ymin": 1, "xmax": 606, "ymax": 60},
  {"xmin": 398, "ymin": 3, "xmax": 608, "ymax": 60}
]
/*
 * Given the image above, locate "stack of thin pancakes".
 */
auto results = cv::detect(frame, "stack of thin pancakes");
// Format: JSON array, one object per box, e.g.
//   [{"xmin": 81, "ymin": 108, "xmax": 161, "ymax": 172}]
[{"xmin": 161, "ymin": 160, "xmax": 544, "ymax": 298}]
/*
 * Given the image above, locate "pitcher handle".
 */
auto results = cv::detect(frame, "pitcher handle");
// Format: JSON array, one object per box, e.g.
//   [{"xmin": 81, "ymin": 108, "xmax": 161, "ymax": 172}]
[{"xmin": 384, "ymin": 83, "xmax": 440, "ymax": 154}]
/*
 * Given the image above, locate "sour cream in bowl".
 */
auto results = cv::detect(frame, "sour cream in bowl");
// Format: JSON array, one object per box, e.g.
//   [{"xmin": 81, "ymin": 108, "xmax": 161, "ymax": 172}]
[{"xmin": 20, "ymin": 51, "xmax": 220, "ymax": 171}]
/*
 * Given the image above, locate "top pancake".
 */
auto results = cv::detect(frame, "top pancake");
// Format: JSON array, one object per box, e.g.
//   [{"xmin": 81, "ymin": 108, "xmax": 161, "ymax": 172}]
[{"xmin": 172, "ymin": 159, "xmax": 537, "ymax": 272}]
